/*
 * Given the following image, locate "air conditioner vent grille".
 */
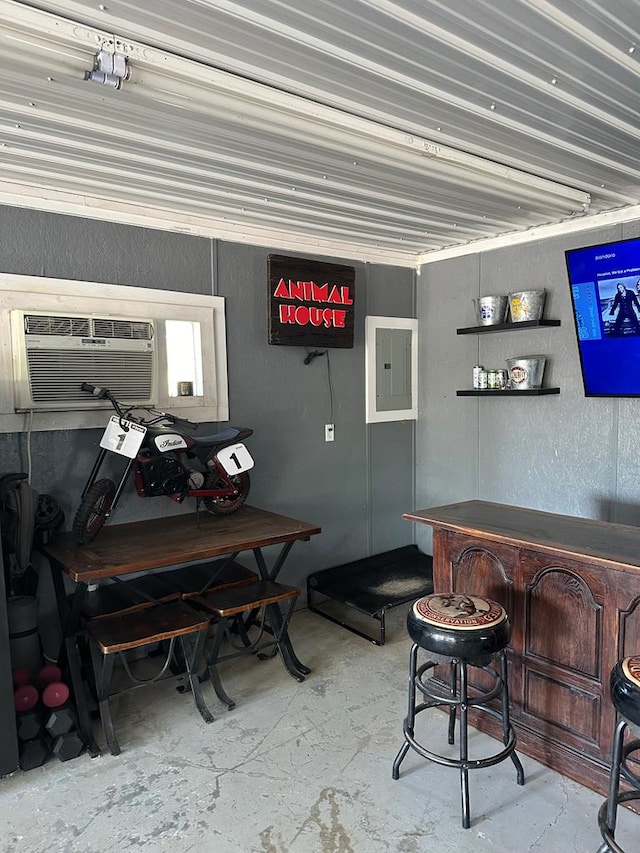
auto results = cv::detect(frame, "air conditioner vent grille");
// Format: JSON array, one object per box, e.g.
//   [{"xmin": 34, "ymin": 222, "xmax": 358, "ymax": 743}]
[
  {"xmin": 27, "ymin": 351, "xmax": 154, "ymax": 403},
  {"xmin": 23, "ymin": 315, "xmax": 154, "ymax": 341},
  {"xmin": 25, "ymin": 315, "xmax": 90, "ymax": 336},
  {"xmin": 93, "ymin": 319, "xmax": 154, "ymax": 340}
]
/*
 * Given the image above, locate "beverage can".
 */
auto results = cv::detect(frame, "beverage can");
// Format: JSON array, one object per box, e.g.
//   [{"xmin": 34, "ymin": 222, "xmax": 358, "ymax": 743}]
[
  {"xmin": 496, "ymin": 369, "xmax": 509, "ymax": 390},
  {"xmin": 472, "ymin": 365, "xmax": 484, "ymax": 389},
  {"xmin": 487, "ymin": 369, "xmax": 498, "ymax": 389},
  {"xmin": 477, "ymin": 369, "xmax": 488, "ymax": 389}
]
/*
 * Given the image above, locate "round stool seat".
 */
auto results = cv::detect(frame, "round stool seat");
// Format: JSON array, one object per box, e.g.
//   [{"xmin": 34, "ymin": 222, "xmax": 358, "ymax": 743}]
[
  {"xmin": 597, "ymin": 656, "xmax": 640, "ymax": 853},
  {"xmin": 408, "ymin": 593, "xmax": 510, "ymax": 663},
  {"xmin": 610, "ymin": 656, "xmax": 640, "ymax": 731}
]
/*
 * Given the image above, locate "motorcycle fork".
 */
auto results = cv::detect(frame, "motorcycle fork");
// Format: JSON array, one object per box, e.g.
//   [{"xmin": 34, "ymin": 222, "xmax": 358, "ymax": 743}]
[
  {"xmin": 80, "ymin": 447, "xmax": 135, "ymax": 511},
  {"xmin": 80, "ymin": 448, "xmax": 108, "ymax": 499}
]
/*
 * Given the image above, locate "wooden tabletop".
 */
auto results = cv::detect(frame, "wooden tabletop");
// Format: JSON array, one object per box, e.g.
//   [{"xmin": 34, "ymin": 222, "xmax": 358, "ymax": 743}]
[
  {"xmin": 404, "ymin": 500, "xmax": 640, "ymax": 574},
  {"xmin": 42, "ymin": 505, "xmax": 321, "ymax": 582}
]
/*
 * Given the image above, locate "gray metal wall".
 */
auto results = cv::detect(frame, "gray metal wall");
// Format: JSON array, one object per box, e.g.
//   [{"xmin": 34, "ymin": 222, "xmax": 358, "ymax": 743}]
[
  {"xmin": 415, "ymin": 221, "xmax": 640, "ymax": 553},
  {"xmin": 0, "ymin": 205, "xmax": 416, "ymax": 598}
]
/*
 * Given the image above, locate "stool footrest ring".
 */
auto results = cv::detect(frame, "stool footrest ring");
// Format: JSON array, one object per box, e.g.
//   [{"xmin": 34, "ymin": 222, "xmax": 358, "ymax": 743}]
[
  {"xmin": 402, "ymin": 703, "xmax": 519, "ymax": 770},
  {"xmin": 415, "ymin": 659, "xmax": 504, "ymax": 708}
]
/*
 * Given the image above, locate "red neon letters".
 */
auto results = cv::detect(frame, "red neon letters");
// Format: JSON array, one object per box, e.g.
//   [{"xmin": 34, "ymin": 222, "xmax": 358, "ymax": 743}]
[{"xmin": 274, "ymin": 278, "xmax": 353, "ymax": 328}]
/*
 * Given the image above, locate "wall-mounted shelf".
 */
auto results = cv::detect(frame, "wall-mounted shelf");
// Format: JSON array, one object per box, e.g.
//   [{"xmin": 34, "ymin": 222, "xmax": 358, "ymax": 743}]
[
  {"xmin": 457, "ymin": 320, "xmax": 561, "ymax": 335},
  {"xmin": 457, "ymin": 388, "xmax": 560, "ymax": 396}
]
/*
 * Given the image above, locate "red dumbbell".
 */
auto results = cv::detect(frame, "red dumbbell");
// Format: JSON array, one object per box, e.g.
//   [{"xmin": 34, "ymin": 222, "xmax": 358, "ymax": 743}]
[
  {"xmin": 14, "ymin": 684, "xmax": 39, "ymax": 712},
  {"xmin": 12, "ymin": 669, "xmax": 31, "ymax": 688},
  {"xmin": 37, "ymin": 664, "xmax": 62, "ymax": 688},
  {"xmin": 41, "ymin": 681, "xmax": 70, "ymax": 709}
]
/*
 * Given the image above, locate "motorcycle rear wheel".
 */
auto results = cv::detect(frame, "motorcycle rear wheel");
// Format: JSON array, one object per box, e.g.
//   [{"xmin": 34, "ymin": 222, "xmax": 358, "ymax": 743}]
[
  {"xmin": 202, "ymin": 471, "xmax": 250, "ymax": 516},
  {"xmin": 72, "ymin": 478, "xmax": 116, "ymax": 544}
]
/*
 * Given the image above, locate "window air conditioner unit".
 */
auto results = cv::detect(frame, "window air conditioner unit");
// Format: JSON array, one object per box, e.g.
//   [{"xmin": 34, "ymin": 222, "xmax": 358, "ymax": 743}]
[{"xmin": 10, "ymin": 310, "xmax": 157, "ymax": 411}]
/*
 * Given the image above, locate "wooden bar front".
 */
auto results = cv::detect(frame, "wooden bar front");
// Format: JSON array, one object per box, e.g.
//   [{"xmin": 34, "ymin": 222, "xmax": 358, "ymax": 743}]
[{"xmin": 403, "ymin": 500, "xmax": 640, "ymax": 798}]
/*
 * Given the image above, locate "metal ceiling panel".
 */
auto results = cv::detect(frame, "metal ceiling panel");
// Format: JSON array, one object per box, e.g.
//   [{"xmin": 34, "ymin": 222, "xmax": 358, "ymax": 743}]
[{"xmin": 0, "ymin": 0, "xmax": 638, "ymax": 264}]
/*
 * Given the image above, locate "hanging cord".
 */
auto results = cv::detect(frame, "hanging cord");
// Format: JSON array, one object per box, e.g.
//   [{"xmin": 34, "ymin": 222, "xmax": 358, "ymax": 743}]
[
  {"xmin": 326, "ymin": 351, "xmax": 334, "ymax": 424},
  {"xmin": 303, "ymin": 348, "xmax": 334, "ymax": 423},
  {"xmin": 24, "ymin": 409, "xmax": 34, "ymax": 483}
]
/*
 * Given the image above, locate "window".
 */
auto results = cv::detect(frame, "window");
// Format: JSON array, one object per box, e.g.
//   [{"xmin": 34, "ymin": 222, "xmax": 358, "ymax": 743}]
[
  {"xmin": 166, "ymin": 320, "xmax": 204, "ymax": 399},
  {"xmin": 0, "ymin": 274, "xmax": 228, "ymax": 433}
]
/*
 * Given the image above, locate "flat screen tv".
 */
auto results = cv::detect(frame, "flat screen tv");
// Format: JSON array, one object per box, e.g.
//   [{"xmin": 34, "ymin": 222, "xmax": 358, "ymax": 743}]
[{"xmin": 566, "ymin": 236, "xmax": 640, "ymax": 396}]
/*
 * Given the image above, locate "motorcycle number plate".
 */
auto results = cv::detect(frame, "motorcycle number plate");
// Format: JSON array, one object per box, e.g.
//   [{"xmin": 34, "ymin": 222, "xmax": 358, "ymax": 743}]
[
  {"xmin": 217, "ymin": 442, "xmax": 254, "ymax": 475},
  {"xmin": 99, "ymin": 416, "xmax": 147, "ymax": 458}
]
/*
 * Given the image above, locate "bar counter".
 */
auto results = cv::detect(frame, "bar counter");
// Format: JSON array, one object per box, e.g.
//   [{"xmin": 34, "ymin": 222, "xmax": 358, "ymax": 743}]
[{"xmin": 403, "ymin": 500, "xmax": 640, "ymax": 798}]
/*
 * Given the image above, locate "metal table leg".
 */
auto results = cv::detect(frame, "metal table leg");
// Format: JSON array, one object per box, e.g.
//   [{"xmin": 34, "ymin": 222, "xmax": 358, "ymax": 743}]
[
  {"xmin": 252, "ymin": 545, "xmax": 311, "ymax": 676},
  {"xmin": 49, "ymin": 561, "xmax": 101, "ymax": 757}
]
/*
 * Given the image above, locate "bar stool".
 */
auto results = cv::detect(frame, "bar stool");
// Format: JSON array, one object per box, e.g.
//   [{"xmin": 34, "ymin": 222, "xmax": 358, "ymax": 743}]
[
  {"xmin": 392, "ymin": 592, "xmax": 525, "ymax": 828},
  {"xmin": 597, "ymin": 655, "xmax": 640, "ymax": 853}
]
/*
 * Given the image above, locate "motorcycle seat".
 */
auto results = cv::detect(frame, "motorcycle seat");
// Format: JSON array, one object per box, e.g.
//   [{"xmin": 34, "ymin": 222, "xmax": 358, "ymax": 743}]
[{"xmin": 177, "ymin": 425, "xmax": 247, "ymax": 446}]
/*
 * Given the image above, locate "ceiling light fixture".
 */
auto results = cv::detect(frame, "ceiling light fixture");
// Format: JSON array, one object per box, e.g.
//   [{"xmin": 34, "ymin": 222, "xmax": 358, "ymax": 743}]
[{"xmin": 84, "ymin": 49, "xmax": 129, "ymax": 89}]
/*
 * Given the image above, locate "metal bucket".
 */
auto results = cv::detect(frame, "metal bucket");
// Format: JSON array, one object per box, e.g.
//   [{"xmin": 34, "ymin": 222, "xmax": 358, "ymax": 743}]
[
  {"xmin": 506, "ymin": 355, "xmax": 546, "ymax": 390},
  {"xmin": 474, "ymin": 295, "xmax": 509, "ymax": 326},
  {"xmin": 508, "ymin": 289, "xmax": 546, "ymax": 322}
]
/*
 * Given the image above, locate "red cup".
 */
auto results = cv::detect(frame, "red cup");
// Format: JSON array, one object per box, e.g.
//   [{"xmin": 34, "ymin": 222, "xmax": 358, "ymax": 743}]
[
  {"xmin": 14, "ymin": 684, "xmax": 39, "ymax": 711},
  {"xmin": 42, "ymin": 681, "xmax": 70, "ymax": 709}
]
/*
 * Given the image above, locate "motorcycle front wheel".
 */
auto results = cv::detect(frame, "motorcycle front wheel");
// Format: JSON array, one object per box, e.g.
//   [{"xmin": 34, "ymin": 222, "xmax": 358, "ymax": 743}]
[
  {"xmin": 202, "ymin": 471, "xmax": 250, "ymax": 516},
  {"xmin": 72, "ymin": 478, "xmax": 116, "ymax": 544}
]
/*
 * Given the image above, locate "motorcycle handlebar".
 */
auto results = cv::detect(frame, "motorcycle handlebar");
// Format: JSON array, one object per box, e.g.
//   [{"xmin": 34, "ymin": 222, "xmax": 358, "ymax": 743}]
[
  {"xmin": 80, "ymin": 383, "xmax": 198, "ymax": 427},
  {"xmin": 80, "ymin": 383, "xmax": 125, "ymax": 418},
  {"xmin": 80, "ymin": 382, "xmax": 109, "ymax": 399}
]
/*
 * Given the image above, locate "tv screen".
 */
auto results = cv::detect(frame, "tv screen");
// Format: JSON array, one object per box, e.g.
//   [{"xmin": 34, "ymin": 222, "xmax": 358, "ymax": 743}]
[{"xmin": 566, "ymin": 236, "xmax": 640, "ymax": 396}]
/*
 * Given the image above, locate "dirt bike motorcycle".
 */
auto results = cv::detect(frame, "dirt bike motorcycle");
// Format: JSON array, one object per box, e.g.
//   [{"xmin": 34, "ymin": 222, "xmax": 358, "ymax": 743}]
[{"xmin": 72, "ymin": 383, "xmax": 254, "ymax": 544}]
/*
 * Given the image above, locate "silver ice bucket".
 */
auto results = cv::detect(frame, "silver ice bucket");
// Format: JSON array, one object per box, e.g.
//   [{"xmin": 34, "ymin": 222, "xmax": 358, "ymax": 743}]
[
  {"xmin": 508, "ymin": 289, "xmax": 546, "ymax": 322},
  {"xmin": 506, "ymin": 355, "xmax": 546, "ymax": 390},
  {"xmin": 474, "ymin": 295, "xmax": 509, "ymax": 326}
]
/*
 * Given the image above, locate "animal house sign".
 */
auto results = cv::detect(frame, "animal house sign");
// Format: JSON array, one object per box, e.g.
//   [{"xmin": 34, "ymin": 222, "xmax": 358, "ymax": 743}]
[{"xmin": 268, "ymin": 254, "xmax": 355, "ymax": 348}]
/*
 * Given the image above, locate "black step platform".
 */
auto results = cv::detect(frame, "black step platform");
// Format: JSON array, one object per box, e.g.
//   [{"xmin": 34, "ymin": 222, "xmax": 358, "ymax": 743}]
[{"xmin": 306, "ymin": 545, "xmax": 433, "ymax": 645}]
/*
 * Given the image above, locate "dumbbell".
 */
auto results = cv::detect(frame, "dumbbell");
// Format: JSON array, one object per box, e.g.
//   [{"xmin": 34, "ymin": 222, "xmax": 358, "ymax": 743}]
[
  {"xmin": 12, "ymin": 668, "xmax": 31, "ymax": 688},
  {"xmin": 41, "ymin": 681, "xmax": 70, "ymax": 710},
  {"xmin": 15, "ymin": 683, "xmax": 44, "ymax": 743},
  {"xmin": 44, "ymin": 698, "xmax": 84, "ymax": 761},
  {"xmin": 37, "ymin": 664, "xmax": 62, "ymax": 688},
  {"xmin": 44, "ymin": 703, "xmax": 77, "ymax": 738},
  {"xmin": 50, "ymin": 729, "xmax": 84, "ymax": 761},
  {"xmin": 19, "ymin": 737, "xmax": 48, "ymax": 771},
  {"xmin": 14, "ymin": 683, "xmax": 38, "ymax": 713},
  {"xmin": 16, "ymin": 706, "xmax": 44, "ymax": 742}
]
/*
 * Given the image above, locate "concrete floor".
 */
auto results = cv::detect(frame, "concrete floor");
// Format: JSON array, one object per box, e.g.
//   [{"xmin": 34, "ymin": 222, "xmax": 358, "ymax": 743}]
[{"xmin": 0, "ymin": 605, "xmax": 637, "ymax": 853}]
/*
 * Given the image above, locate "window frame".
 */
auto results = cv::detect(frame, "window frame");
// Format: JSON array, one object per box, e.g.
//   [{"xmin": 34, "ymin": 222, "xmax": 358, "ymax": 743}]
[{"xmin": 0, "ymin": 274, "xmax": 228, "ymax": 433}]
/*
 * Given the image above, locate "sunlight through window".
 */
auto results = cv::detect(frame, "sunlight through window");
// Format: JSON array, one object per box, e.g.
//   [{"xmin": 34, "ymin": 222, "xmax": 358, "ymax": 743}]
[{"xmin": 166, "ymin": 320, "xmax": 203, "ymax": 397}]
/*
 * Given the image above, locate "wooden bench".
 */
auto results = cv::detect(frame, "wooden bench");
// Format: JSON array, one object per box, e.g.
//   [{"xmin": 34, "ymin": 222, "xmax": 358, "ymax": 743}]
[
  {"xmin": 86, "ymin": 601, "xmax": 211, "ymax": 755},
  {"xmin": 81, "ymin": 559, "xmax": 258, "ymax": 621},
  {"xmin": 189, "ymin": 581, "xmax": 301, "ymax": 710}
]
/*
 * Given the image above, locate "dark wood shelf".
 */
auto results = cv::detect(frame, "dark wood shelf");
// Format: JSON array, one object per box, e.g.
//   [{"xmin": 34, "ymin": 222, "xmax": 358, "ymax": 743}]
[
  {"xmin": 457, "ymin": 388, "xmax": 560, "ymax": 396},
  {"xmin": 457, "ymin": 319, "xmax": 561, "ymax": 335}
]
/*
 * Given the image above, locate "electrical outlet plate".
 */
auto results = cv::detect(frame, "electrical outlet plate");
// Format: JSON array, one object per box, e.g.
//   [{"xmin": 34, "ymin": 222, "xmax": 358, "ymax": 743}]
[{"xmin": 325, "ymin": 423, "xmax": 334, "ymax": 442}]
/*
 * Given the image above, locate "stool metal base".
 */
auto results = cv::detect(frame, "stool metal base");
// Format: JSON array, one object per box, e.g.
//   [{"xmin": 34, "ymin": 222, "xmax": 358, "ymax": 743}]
[
  {"xmin": 392, "ymin": 643, "xmax": 525, "ymax": 829},
  {"xmin": 597, "ymin": 720, "xmax": 640, "ymax": 853}
]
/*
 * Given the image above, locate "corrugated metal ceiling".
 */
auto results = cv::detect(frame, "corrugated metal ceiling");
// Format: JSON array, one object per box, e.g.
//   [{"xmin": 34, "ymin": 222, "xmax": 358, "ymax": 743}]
[{"xmin": 0, "ymin": 0, "xmax": 638, "ymax": 265}]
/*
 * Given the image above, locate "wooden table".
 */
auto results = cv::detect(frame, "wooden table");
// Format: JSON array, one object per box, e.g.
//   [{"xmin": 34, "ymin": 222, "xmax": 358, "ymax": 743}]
[
  {"xmin": 43, "ymin": 505, "xmax": 321, "ymax": 755},
  {"xmin": 404, "ymin": 500, "xmax": 640, "ymax": 799}
]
